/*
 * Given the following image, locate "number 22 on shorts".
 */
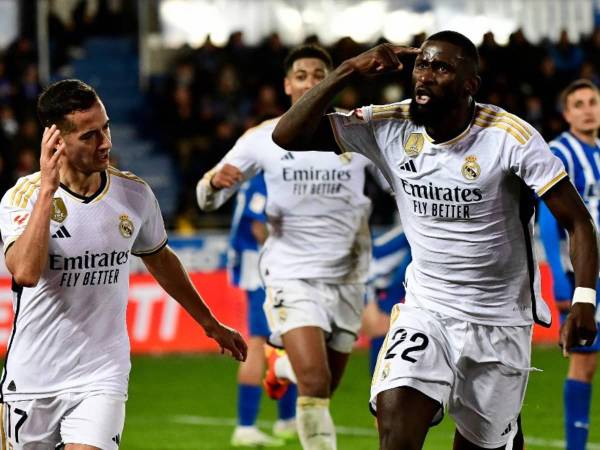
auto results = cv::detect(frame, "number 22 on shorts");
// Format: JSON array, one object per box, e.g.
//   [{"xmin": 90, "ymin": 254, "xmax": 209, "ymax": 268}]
[{"xmin": 384, "ymin": 328, "xmax": 429, "ymax": 363}]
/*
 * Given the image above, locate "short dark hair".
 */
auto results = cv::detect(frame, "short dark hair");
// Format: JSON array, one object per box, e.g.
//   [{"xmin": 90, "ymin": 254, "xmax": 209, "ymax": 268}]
[
  {"xmin": 426, "ymin": 30, "xmax": 480, "ymax": 74},
  {"xmin": 283, "ymin": 44, "xmax": 333, "ymax": 73},
  {"xmin": 37, "ymin": 79, "xmax": 99, "ymax": 131},
  {"xmin": 560, "ymin": 78, "xmax": 600, "ymax": 111}
]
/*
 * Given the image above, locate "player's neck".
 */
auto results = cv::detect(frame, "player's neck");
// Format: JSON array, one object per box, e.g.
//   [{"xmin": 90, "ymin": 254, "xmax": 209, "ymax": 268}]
[
  {"xmin": 425, "ymin": 102, "xmax": 474, "ymax": 144},
  {"xmin": 59, "ymin": 168, "xmax": 103, "ymax": 197},
  {"xmin": 570, "ymin": 128, "xmax": 598, "ymax": 146}
]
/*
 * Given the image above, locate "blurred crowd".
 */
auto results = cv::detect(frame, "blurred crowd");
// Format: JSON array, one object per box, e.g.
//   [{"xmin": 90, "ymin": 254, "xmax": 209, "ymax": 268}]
[{"xmin": 2, "ymin": 23, "xmax": 600, "ymax": 230}]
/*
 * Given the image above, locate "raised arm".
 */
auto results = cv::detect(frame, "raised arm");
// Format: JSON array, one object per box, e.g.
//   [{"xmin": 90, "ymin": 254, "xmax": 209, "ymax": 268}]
[
  {"xmin": 5, "ymin": 125, "xmax": 64, "ymax": 286},
  {"xmin": 272, "ymin": 44, "xmax": 420, "ymax": 152},
  {"xmin": 542, "ymin": 178, "xmax": 599, "ymax": 354}
]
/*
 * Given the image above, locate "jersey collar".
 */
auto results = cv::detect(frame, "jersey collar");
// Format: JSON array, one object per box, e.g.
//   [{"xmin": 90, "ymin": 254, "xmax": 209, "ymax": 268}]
[
  {"xmin": 59, "ymin": 170, "xmax": 109, "ymax": 203},
  {"xmin": 423, "ymin": 102, "xmax": 476, "ymax": 147}
]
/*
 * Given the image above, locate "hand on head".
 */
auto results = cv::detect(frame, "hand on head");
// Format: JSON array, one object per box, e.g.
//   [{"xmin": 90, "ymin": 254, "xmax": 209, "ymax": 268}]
[
  {"xmin": 347, "ymin": 44, "xmax": 421, "ymax": 77},
  {"xmin": 40, "ymin": 124, "xmax": 65, "ymax": 194}
]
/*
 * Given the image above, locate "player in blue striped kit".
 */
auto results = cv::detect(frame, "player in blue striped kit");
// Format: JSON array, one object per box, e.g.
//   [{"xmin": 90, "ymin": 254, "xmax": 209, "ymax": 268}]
[
  {"xmin": 363, "ymin": 226, "xmax": 411, "ymax": 375},
  {"xmin": 539, "ymin": 79, "xmax": 600, "ymax": 450},
  {"xmin": 228, "ymin": 173, "xmax": 297, "ymax": 447}
]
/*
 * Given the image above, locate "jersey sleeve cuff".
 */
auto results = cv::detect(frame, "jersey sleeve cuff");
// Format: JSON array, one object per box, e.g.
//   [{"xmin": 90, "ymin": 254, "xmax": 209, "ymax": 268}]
[
  {"xmin": 3, "ymin": 237, "xmax": 18, "ymax": 255},
  {"xmin": 132, "ymin": 237, "xmax": 168, "ymax": 257},
  {"xmin": 328, "ymin": 114, "xmax": 353, "ymax": 155},
  {"xmin": 537, "ymin": 170, "xmax": 568, "ymax": 197}
]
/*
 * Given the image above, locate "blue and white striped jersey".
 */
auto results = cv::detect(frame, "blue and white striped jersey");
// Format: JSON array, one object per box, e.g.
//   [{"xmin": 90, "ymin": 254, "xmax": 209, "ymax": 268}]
[
  {"xmin": 367, "ymin": 226, "xmax": 412, "ymax": 314},
  {"xmin": 227, "ymin": 173, "xmax": 267, "ymax": 290},
  {"xmin": 538, "ymin": 131, "xmax": 600, "ymax": 300},
  {"xmin": 368, "ymin": 226, "xmax": 411, "ymax": 293}
]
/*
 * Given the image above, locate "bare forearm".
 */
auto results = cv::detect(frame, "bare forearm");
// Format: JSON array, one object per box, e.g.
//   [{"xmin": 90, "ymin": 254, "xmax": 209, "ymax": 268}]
[
  {"xmin": 143, "ymin": 247, "xmax": 217, "ymax": 329},
  {"xmin": 6, "ymin": 189, "xmax": 54, "ymax": 286},
  {"xmin": 569, "ymin": 218, "xmax": 599, "ymax": 289},
  {"xmin": 273, "ymin": 61, "xmax": 356, "ymax": 150}
]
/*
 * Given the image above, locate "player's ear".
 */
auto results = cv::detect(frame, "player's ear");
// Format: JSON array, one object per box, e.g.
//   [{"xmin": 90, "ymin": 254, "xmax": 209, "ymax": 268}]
[
  {"xmin": 284, "ymin": 77, "xmax": 292, "ymax": 96},
  {"xmin": 56, "ymin": 136, "xmax": 65, "ymax": 152},
  {"xmin": 465, "ymin": 75, "xmax": 481, "ymax": 98}
]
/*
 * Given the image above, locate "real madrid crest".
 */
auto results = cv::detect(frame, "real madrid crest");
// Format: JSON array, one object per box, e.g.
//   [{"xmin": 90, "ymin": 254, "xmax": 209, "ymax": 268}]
[
  {"xmin": 403, "ymin": 133, "xmax": 424, "ymax": 157},
  {"xmin": 381, "ymin": 362, "xmax": 391, "ymax": 380},
  {"xmin": 278, "ymin": 308, "xmax": 287, "ymax": 322},
  {"xmin": 119, "ymin": 214, "xmax": 134, "ymax": 238},
  {"xmin": 461, "ymin": 155, "xmax": 481, "ymax": 180},
  {"xmin": 51, "ymin": 198, "xmax": 68, "ymax": 223}
]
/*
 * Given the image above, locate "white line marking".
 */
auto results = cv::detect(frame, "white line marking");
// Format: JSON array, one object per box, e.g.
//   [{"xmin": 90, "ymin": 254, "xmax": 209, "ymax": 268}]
[{"xmin": 171, "ymin": 415, "xmax": 600, "ymax": 448}]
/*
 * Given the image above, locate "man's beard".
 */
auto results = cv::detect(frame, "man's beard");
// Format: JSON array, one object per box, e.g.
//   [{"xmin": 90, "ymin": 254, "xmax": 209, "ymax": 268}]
[{"xmin": 409, "ymin": 95, "xmax": 457, "ymax": 127}]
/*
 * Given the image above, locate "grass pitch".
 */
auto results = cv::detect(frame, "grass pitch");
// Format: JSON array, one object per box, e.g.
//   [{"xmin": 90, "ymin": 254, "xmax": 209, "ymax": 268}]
[{"xmin": 123, "ymin": 347, "xmax": 599, "ymax": 449}]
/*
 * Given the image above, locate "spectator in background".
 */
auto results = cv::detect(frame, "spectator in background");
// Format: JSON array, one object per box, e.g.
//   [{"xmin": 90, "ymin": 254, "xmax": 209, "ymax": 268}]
[
  {"xmin": 251, "ymin": 85, "xmax": 284, "ymax": 122},
  {"xmin": 0, "ymin": 105, "xmax": 18, "ymax": 139},
  {"xmin": 0, "ymin": 61, "xmax": 13, "ymax": 105},
  {"xmin": 550, "ymin": 30, "xmax": 585, "ymax": 83},
  {"xmin": 583, "ymin": 28, "xmax": 600, "ymax": 73},
  {"xmin": 13, "ymin": 63, "xmax": 41, "ymax": 118},
  {"xmin": 534, "ymin": 56, "xmax": 563, "ymax": 111}
]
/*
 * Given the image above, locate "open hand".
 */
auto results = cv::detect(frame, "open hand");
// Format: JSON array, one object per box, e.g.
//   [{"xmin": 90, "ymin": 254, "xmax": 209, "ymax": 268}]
[
  {"xmin": 205, "ymin": 320, "xmax": 248, "ymax": 361},
  {"xmin": 559, "ymin": 303, "xmax": 597, "ymax": 356},
  {"xmin": 346, "ymin": 44, "xmax": 421, "ymax": 76},
  {"xmin": 40, "ymin": 125, "xmax": 64, "ymax": 194},
  {"xmin": 210, "ymin": 163, "xmax": 244, "ymax": 190}
]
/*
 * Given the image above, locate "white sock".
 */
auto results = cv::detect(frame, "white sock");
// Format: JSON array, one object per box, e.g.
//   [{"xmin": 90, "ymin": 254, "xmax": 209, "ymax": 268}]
[
  {"xmin": 274, "ymin": 353, "xmax": 297, "ymax": 383},
  {"xmin": 296, "ymin": 396, "xmax": 336, "ymax": 450}
]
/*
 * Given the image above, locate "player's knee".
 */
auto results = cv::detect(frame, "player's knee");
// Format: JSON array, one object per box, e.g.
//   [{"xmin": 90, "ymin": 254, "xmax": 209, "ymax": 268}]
[
  {"xmin": 569, "ymin": 353, "xmax": 598, "ymax": 382},
  {"xmin": 296, "ymin": 367, "xmax": 331, "ymax": 397},
  {"xmin": 379, "ymin": 423, "xmax": 420, "ymax": 450}
]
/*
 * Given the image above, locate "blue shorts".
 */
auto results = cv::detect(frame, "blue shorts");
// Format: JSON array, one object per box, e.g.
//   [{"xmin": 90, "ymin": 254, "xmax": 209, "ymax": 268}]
[{"xmin": 247, "ymin": 288, "xmax": 270, "ymax": 338}]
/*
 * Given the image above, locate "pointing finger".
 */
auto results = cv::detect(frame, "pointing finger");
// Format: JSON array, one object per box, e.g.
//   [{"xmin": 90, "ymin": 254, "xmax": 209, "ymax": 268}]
[{"xmin": 392, "ymin": 46, "xmax": 421, "ymax": 55}]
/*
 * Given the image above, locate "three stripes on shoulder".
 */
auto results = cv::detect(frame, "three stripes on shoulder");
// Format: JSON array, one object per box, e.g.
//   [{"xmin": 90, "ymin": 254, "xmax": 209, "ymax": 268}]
[{"xmin": 369, "ymin": 103, "xmax": 532, "ymax": 145}]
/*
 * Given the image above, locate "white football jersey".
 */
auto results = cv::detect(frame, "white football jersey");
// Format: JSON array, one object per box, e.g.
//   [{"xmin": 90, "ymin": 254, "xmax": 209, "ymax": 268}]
[
  {"xmin": 197, "ymin": 118, "xmax": 374, "ymax": 283},
  {"xmin": 0, "ymin": 167, "xmax": 168, "ymax": 401},
  {"xmin": 329, "ymin": 101, "xmax": 567, "ymax": 326}
]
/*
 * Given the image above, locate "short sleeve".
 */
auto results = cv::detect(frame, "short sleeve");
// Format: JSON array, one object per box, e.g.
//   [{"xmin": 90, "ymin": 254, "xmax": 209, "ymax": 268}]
[
  {"xmin": 549, "ymin": 141, "xmax": 574, "ymax": 180},
  {"xmin": 328, "ymin": 106, "xmax": 380, "ymax": 159},
  {"xmin": 508, "ymin": 130, "xmax": 567, "ymax": 196},
  {"xmin": 0, "ymin": 179, "xmax": 37, "ymax": 254},
  {"xmin": 132, "ymin": 185, "xmax": 168, "ymax": 256},
  {"xmin": 220, "ymin": 129, "xmax": 264, "ymax": 179}
]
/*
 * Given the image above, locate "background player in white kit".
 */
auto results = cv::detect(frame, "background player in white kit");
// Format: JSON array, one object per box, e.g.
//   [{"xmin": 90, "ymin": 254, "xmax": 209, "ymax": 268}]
[
  {"xmin": 0, "ymin": 79, "xmax": 247, "ymax": 450},
  {"xmin": 197, "ymin": 45, "xmax": 378, "ymax": 450},
  {"xmin": 272, "ymin": 31, "xmax": 598, "ymax": 450}
]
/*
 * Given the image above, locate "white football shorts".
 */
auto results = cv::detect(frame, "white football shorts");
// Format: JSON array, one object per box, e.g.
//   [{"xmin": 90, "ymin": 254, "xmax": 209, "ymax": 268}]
[
  {"xmin": 1, "ymin": 391, "xmax": 125, "ymax": 449},
  {"xmin": 264, "ymin": 279, "xmax": 365, "ymax": 353},
  {"xmin": 371, "ymin": 303, "xmax": 533, "ymax": 449}
]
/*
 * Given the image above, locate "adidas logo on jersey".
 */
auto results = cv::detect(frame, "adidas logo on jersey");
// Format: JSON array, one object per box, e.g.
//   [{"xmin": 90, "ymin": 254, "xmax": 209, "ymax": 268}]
[
  {"xmin": 112, "ymin": 434, "xmax": 121, "ymax": 445},
  {"xmin": 281, "ymin": 152, "xmax": 295, "ymax": 160},
  {"xmin": 500, "ymin": 423, "xmax": 512, "ymax": 436},
  {"xmin": 51, "ymin": 226, "xmax": 71, "ymax": 238},
  {"xmin": 7, "ymin": 380, "xmax": 16, "ymax": 391},
  {"xmin": 399, "ymin": 160, "xmax": 417, "ymax": 172}
]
